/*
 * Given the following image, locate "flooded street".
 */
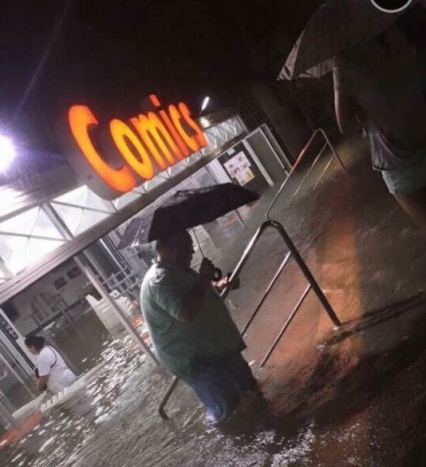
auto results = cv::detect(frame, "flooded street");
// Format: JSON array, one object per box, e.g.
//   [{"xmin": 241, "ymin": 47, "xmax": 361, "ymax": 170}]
[
  {"xmin": 2, "ymin": 137, "xmax": 426, "ymax": 466},
  {"xmin": 4, "ymin": 328, "xmax": 426, "ymax": 467}
]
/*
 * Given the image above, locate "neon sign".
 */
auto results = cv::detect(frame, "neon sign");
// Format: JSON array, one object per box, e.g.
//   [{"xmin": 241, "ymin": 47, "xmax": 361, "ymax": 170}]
[{"xmin": 66, "ymin": 95, "xmax": 208, "ymax": 199}]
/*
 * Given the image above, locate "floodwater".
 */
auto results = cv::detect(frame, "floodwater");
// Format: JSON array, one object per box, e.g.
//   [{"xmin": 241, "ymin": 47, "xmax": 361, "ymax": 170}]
[
  {"xmin": 0, "ymin": 338, "xmax": 350, "ymax": 467},
  {"xmin": 2, "ymin": 137, "xmax": 426, "ymax": 466},
  {"xmin": 3, "ymin": 326, "xmax": 426, "ymax": 467}
]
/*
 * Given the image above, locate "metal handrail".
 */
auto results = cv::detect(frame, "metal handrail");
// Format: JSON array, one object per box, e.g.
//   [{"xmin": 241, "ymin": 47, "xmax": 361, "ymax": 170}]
[
  {"xmin": 157, "ymin": 219, "xmax": 341, "ymax": 420},
  {"xmin": 260, "ymin": 284, "xmax": 312, "ymax": 368},
  {"xmin": 266, "ymin": 128, "xmax": 346, "ymax": 218}
]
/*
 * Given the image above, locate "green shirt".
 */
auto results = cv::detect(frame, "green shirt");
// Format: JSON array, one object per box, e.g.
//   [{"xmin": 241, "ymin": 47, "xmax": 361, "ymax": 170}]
[{"xmin": 140, "ymin": 262, "xmax": 245, "ymax": 379}]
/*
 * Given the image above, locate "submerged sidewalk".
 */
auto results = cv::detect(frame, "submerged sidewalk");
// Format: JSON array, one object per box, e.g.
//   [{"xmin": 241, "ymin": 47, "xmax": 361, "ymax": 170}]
[{"xmin": 2, "ymin": 135, "xmax": 426, "ymax": 466}]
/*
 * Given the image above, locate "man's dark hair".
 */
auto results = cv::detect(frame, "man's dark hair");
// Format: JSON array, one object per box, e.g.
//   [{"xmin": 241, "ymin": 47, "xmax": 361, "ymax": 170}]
[
  {"xmin": 155, "ymin": 231, "xmax": 189, "ymax": 253},
  {"xmin": 24, "ymin": 335, "xmax": 45, "ymax": 350},
  {"xmin": 155, "ymin": 236, "xmax": 175, "ymax": 253}
]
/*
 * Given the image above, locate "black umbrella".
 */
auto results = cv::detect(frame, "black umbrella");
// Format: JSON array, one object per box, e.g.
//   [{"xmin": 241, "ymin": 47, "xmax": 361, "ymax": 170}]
[
  {"xmin": 278, "ymin": 0, "xmax": 416, "ymax": 81},
  {"xmin": 117, "ymin": 183, "xmax": 259, "ymax": 249}
]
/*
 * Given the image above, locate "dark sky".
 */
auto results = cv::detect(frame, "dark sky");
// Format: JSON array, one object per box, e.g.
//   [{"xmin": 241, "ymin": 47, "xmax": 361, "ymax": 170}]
[{"xmin": 0, "ymin": 0, "xmax": 320, "ymax": 154}]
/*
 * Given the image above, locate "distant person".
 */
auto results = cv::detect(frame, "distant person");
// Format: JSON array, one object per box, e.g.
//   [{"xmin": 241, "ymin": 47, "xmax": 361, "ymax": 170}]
[
  {"xmin": 140, "ymin": 231, "xmax": 258, "ymax": 425},
  {"xmin": 333, "ymin": 24, "xmax": 426, "ymax": 229},
  {"xmin": 25, "ymin": 335, "xmax": 76, "ymax": 394}
]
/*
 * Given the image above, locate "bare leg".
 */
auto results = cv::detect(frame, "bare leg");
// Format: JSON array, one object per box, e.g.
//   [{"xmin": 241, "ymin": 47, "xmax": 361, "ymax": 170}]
[{"xmin": 393, "ymin": 187, "xmax": 426, "ymax": 230}]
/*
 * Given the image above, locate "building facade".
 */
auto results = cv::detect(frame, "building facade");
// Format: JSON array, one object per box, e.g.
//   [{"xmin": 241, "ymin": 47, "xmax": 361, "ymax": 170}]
[{"xmin": 0, "ymin": 101, "xmax": 290, "ymax": 424}]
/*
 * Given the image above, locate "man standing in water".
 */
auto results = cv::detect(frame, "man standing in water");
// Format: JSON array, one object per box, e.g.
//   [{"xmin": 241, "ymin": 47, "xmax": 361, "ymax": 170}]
[{"xmin": 140, "ymin": 231, "xmax": 257, "ymax": 425}]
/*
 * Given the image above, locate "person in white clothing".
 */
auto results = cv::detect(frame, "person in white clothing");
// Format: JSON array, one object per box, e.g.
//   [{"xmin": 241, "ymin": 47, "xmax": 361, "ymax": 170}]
[{"xmin": 25, "ymin": 335, "xmax": 76, "ymax": 394}]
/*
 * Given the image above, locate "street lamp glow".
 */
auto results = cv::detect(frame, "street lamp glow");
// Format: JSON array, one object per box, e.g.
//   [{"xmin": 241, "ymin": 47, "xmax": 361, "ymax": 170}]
[
  {"xmin": 0, "ymin": 135, "xmax": 16, "ymax": 173},
  {"xmin": 201, "ymin": 96, "xmax": 211, "ymax": 112}
]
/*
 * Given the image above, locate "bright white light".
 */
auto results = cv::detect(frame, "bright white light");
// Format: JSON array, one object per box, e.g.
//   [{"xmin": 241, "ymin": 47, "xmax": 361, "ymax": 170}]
[
  {"xmin": 0, "ymin": 135, "xmax": 16, "ymax": 173},
  {"xmin": 199, "ymin": 117, "xmax": 210, "ymax": 128},
  {"xmin": 201, "ymin": 96, "xmax": 211, "ymax": 112}
]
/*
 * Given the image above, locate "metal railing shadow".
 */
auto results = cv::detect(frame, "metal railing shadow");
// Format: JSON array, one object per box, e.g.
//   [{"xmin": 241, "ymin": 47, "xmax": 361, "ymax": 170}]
[{"xmin": 324, "ymin": 293, "xmax": 426, "ymax": 347}]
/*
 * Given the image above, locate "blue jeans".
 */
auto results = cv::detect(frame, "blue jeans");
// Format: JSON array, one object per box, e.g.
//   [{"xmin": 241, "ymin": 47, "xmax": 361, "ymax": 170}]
[{"xmin": 183, "ymin": 354, "xmax": 257, "ymax": 424}]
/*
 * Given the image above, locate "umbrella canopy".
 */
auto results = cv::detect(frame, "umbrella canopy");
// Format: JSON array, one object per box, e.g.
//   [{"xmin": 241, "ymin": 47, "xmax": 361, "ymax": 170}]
[
  {"xmin": 117, "ymin": 183, "xmax": 260, "ymax": 249},
  {"xmin": 278, "ymin": 0, "xmax": 420, "ymax": 81}
]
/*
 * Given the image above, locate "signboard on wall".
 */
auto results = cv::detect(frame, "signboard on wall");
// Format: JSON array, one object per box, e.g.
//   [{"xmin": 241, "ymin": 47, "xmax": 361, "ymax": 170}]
[
  {"xmin": 218, "ymin": 142, "xmax": 270, "ymax": 193},
  {"xmin": 64, "ymin": 95, "xmax": 208, "ymax": 200},
  {"xmin": 223, "ymin": 152, "xmax": 255, "ymax": 186}
]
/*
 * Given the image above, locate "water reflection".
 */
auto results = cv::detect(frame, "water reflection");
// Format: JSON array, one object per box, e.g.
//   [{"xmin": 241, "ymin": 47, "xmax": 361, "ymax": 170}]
[{"xmin": 0, "ymin": 331, "xmax": 327, "ymax": 467}]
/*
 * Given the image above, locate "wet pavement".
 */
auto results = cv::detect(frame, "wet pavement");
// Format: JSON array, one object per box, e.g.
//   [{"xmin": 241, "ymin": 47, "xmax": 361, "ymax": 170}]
[{"xmin": 2, "ymin": 135, "xmax": 426, "ymax": 466}]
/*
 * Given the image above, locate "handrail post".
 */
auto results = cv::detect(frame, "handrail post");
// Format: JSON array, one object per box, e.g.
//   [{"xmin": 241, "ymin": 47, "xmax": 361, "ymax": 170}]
[
  {"xmin": 158, "ymin": 376, "xmax": 180, "ymax": 420},
  {"xmin": 271, "ymin": 220, "xmax": 341, "ymax": 327},
  {"xmin": 260, "ymin": 285, "xmax": 312, "ymax": 368},
  {"xmin": 222, "ymin": 222, "xmax": 270, "ymax": 298},
  {"xmin": 319, "ymin": 128, "xmax": 346, "ymax": 171},
  {"xmin": 266, "ymin": 128, "xmax": 346, "ymax": 218},
  {"xmin": 240, "ymin": 252, "xmax": 292, "ymax": 336}
]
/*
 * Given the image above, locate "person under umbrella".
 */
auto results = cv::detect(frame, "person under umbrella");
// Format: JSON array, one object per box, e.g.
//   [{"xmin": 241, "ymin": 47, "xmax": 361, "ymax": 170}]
[
  {"xmin": 333, "ymin": 17, "xmax": 426, "ymax": 228},
  {"xmin": 279, "ymin": 0, "xmax": 406, "ymax": 80},
  {"xmin": 279, "ymin": 0, "xmax": 426, "ymax": 228},
  {"xmin": 140, "ymin": 231, "xmax": 258, "ymax": 425},
  {"xmin": 122, "ymin": 184, "xmax": 260, "ymax": 425}
]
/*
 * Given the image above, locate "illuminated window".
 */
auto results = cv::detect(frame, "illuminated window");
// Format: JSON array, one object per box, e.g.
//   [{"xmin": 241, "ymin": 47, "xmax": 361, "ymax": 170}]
[
  {"xmin": 0, "ymin": 207, "xmax": 65, "ymax": 274},
  {"xmin": 51, "ymin": 186, "xmax": 116, "ymax": 236}
]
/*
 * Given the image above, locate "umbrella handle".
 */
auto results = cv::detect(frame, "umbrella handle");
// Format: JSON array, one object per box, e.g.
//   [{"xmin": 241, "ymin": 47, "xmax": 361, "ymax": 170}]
[
  {"xmin": 213, "ymin": 268, "xmax": 222, "ymax": 281},
  {"xmin": 226, "ymin": 272, "xmax": 240, "ymax": 290}
]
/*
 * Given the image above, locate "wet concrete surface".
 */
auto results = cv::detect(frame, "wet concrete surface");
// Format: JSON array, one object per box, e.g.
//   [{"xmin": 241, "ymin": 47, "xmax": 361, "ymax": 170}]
[{"xmin": 2, "ymin": 136, "xmax": 426, "ymax": 465}]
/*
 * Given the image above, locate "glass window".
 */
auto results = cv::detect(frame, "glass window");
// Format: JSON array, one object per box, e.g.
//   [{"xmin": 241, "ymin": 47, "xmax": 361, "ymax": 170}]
[
  {"xmin": 0, "ymin": 234, "xmax": 64, "ymax": 274},
  {"xmin": 52, "ymin": 204, "xmax": 83, "ymax": 236},
  {"xmin": 0, "ymin": 207, "xmax": 39, "ymax": 235},
  {"xmin": 52, "ymin": 204, "xmax": 112, "ymax": 236},
  {"xmin": 85, "ymin": 190, "xmax": 116, "ymax": 213},
  {"xmin": 54, "ymin": 186, "xmax": 115, "ymax": 213},
  {"xmin": 0, "ymin": 207, "xmax": 64, "ymax": 240},
  {"xmin": 78, "ymin": 210, "xmax": 111, "ymax": 235},
  {"xmin": 54, "ymin": 185, "xmax": 88, "ymax": 207},
  {"xmin": 31, "ymin": 208, "xmax": 65, "ymax": 240}
]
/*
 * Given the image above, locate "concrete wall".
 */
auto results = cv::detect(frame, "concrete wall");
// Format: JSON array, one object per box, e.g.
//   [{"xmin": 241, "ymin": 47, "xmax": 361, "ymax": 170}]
[{"xmin": 252, "ymin": 83, "xmax": 311, "ymax": 162}]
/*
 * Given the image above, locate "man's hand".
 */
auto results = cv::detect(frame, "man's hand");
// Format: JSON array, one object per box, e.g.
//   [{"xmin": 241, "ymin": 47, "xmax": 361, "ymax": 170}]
[
  {"xmin": 199, "ymin": 258, "xmax": 216, "ymax": 284},
  {"xmin": 36, "ymin": 375, "xmax": 48, "ymax": 392},
  {"xmin": 214, "ymin": 275, "xmax": 241, "ymax": 293}
]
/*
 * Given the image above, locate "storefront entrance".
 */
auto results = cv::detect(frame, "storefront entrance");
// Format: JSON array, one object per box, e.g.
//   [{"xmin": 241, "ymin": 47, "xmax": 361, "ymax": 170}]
[{"xmin": 0, "ymin": 114, "xmax": 288, "ymax": 428}]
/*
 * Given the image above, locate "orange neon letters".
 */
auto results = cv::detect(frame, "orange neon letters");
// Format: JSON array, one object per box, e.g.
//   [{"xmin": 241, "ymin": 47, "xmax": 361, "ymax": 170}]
[
  {"xmin": 68, "ymin": 106, "xmax": 136, "ymax": 193},
  {"xmin": 158, "ymin": 109, "xmax": 189, "ymax": 159},
  {"xmin": 110, "ymin": 119, "xmax": 155, "ymax": 180},
  {"xmin": 150, "ymin": 95, "xmax": 189, "ymax": 159},
  {"xmin": 130, "ymin": 113, "xmax": 180, "ymax": 169},
  {"xmin": 178, "ymin": 103, "xmax": 209, "ymax": 148},
  {"xmin": 149, "ymin": 94, "xmax": 161, "ymax": 108},
  {"xmin": 169, "ymin": 105, "xmax": 200, "ymax": 153},
  {"xmin": 67, "ymin": 98, "xmax": 208, "ymax": 198}
]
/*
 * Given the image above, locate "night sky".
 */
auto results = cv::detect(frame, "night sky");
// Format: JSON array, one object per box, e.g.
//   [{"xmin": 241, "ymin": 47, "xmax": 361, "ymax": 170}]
[{"xmin": 0, "ymin": 0, "xmax": 320, "ymax": 154}]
